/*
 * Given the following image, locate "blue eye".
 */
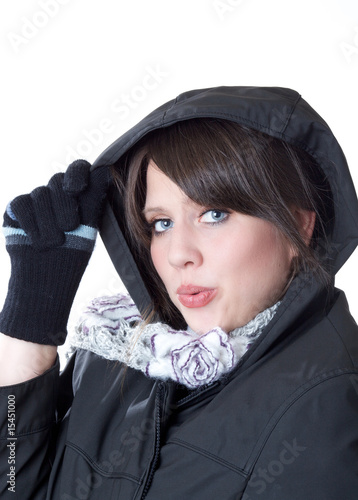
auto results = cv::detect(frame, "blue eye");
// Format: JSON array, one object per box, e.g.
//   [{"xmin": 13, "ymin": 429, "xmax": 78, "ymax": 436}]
[
  {"xmin": 153, "ymin": 219, "xmax": 173, "ymax": 233},
  {"xmin": 200, "ymin": 210, "xmax": 228, "ymax": 224}
]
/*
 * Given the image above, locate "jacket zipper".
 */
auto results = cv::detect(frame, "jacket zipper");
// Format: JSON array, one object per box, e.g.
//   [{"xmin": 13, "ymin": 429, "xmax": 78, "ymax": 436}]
[{"xmin": 140, "ymin": 382, "xmax": 165, "ymax": 499}]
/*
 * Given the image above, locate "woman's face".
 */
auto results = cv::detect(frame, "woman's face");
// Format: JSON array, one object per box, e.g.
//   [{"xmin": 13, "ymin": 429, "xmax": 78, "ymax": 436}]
[{"xmin": 144, "ymin": 162, "xmax": 295, "ymax": 334}]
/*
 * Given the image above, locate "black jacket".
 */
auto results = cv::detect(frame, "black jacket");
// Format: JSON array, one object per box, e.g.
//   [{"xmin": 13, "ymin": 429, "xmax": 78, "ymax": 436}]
[{"xmin": 1, "ymin": 86, "xmax": 358, "ymax": 499}]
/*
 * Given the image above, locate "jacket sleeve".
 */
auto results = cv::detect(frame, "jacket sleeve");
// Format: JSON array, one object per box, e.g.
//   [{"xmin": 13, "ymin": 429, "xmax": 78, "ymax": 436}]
[
  {"xmin": 0, "ymin": 357, "xmax": 60, "ymax": 499},
  {"xmin": 242, "ymin": 370, "xmax": 358, "ymax": 500}
]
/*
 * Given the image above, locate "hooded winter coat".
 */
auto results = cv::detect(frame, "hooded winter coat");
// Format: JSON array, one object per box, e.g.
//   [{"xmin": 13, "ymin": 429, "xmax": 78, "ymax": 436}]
[{"xmin": 1, "ymin": 86, "xmax": 358, "ymax": 499}]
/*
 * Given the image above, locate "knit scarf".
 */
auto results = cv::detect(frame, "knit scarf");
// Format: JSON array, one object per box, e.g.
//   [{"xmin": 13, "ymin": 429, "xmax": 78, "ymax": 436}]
[{"xmin": 70, "ymin": 293, "xmax": 279, "ymax": 389}]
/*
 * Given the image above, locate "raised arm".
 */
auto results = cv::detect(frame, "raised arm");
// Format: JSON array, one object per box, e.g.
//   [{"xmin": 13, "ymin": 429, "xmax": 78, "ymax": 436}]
[
  {"xmin": 0, "ymin": 160, "xmax": 111, "ymax": 386},
  {"xmin": 0, "ymin": 334, "xmax": 57, "ymax": 385}
]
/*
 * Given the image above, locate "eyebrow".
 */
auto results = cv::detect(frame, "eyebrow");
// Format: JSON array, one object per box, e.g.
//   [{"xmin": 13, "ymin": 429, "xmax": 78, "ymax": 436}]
[{"xmin": 142, "ymin": 206, "xmax": 164, "ymax": 217}]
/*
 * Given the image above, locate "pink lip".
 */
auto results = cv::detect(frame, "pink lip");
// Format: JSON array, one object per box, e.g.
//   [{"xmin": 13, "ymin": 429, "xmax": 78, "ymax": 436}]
[{"xmin": 176, "ymin": 285, "xmax": 217, "ymax": 308}]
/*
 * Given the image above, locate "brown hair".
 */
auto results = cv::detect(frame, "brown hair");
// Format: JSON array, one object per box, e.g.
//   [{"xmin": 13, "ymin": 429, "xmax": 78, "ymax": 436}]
[{"xmin": 112, "ymin": 118, "xmax": 334, "ymax": 328}]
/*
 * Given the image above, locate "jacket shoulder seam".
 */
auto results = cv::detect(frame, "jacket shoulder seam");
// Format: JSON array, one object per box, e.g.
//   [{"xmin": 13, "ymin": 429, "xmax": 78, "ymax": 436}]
[
  {"xmin": 325, "ymin": 315, "xmax": 355, "ymax": 367},
  {"xmin": 245, "ymin": 368, "xmax": 358, "ymax": 472}
]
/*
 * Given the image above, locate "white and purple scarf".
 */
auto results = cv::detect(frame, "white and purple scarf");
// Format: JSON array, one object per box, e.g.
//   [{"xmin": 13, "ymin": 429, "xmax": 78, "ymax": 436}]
[{"xmin": 70, "ymin": 294, "xmax": 279, "ymax": 389}]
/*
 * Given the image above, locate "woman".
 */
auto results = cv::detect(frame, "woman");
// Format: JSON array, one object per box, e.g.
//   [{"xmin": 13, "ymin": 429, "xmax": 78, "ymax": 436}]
[{"xmin": 0, "ymin": 86, "xmax": 357, "ymax": 499}]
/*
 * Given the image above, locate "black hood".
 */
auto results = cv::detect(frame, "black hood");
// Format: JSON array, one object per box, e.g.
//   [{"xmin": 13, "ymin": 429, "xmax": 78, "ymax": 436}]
[{"xmin": 92, "ymin": 86, "xmax": 358, "ymax": 315}]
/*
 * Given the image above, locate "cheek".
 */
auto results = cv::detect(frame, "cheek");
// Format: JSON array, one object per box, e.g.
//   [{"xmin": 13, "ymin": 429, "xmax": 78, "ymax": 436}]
[
  {"xmin": 253, "ymin": 234, "xmax": 293, "ymax": 294},
  {"xmin": 253, "ymin": 225, "xmax": 291, "ymax": 264},
  {"xmin": 227, "ymin": 227, "xmax": 293, "ymax": 289}
]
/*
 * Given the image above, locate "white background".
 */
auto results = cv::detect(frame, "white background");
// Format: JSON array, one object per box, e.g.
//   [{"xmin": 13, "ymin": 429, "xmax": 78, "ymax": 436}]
[{"xmin": 0, "ymin": 0, "xmax": 357, "ymax": 362}]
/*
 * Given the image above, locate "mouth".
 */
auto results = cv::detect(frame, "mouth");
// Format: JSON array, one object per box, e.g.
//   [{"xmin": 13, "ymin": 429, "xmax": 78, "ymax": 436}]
[{"xmin": 176, "ymin": 285, "xmax": 217, "ymax": 308}]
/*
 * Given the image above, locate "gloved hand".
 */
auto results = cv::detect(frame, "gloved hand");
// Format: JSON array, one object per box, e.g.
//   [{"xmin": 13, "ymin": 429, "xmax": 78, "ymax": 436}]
[{"xmin": 0, "ymin": 160, "xmax": 111, "ymax": 345}]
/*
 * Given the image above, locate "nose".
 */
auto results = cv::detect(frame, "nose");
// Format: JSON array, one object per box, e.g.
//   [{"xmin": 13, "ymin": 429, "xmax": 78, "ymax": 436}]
[{"xmin": 167, "ymin": 224, "xmax": 203, "ymax": 269}]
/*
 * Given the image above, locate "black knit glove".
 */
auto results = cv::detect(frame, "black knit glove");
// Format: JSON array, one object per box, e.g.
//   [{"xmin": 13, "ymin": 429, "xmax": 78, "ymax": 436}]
[{"xmin": 0, "ymin": 160, "xmax": 111, "ymax": 345}]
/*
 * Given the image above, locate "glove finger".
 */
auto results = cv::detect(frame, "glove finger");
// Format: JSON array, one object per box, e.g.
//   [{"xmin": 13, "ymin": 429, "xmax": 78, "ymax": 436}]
[
  {"xmin": 48, "ymin": 172, "xmax": 80, "ymax": 231},
  {"xmin": 10, "ymin": 194, "xmax": 41, "ymax": 244},
  {"xmin": 30, "ymin": 186, "xmax": 65, "ymax": 249},
  {"xmin": 63, "ymin": 159, "xmax": 91, "ymax": 196},
  {"xmin": 3, "ymin": 202, "xmax": 21, "ymax": 229},
  {"xmin": 78, "ymin": 166, "xmax": 112, "ymax": 227}
]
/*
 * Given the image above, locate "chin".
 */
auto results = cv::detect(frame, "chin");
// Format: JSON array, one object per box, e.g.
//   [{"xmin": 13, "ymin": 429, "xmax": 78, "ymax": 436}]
[{"xmin": 185, "ymin": 317, "xmax": 228, "ymax": 336}]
